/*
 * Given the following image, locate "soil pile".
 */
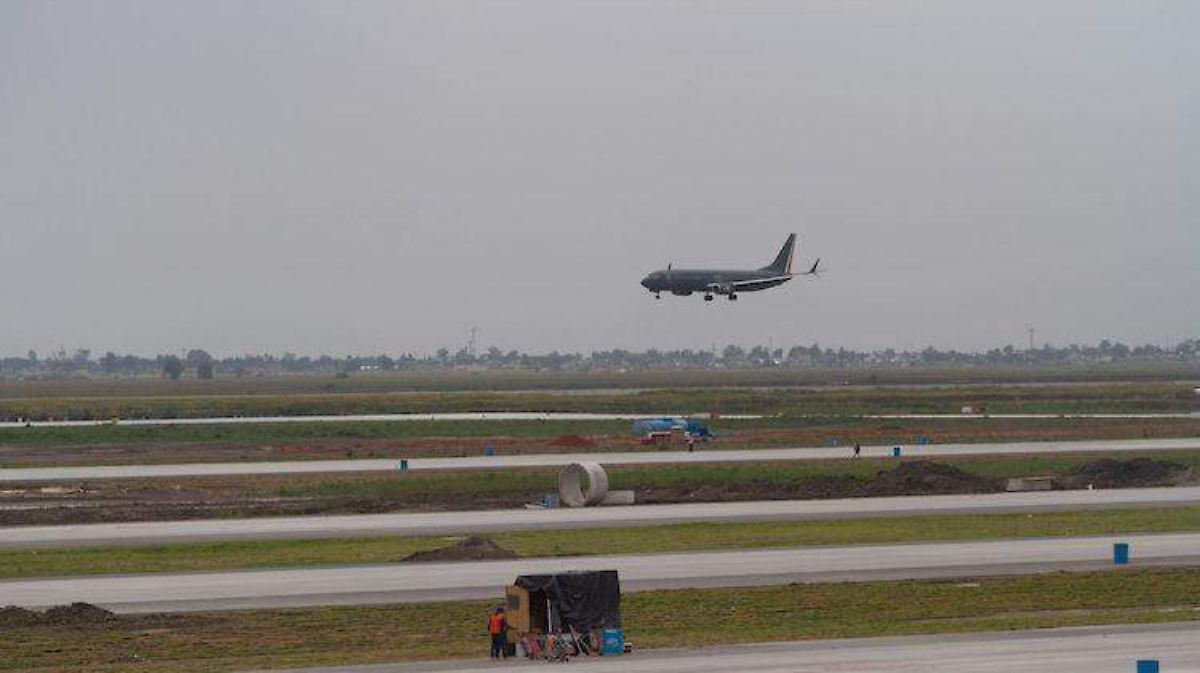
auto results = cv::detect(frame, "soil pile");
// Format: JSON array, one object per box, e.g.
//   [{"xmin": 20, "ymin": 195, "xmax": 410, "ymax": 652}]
[
  {"xmin": 0, "ymin": 603, "xmax": 114, "ymax": 629},
  {"xmin": 401, "ymin": 536, "xmax": 519, "ymax": 563},
  {"xmin": 1065, "ymin": 458, "xmax": 1191, "ymax": 489},
  {"xmin": 549, "ymin": 435, "xmax": 596, "ymax": 448},
  {"xmin": 865, "ymin": 461, "xmax": 998, "ymax": 496},
  {"xmin": 42, "ymin": 602, "xmax": 115, "ymax": 626},
  {"xmin": 0, "ymin": 606, "xmax": 41, "ymax": 628}
]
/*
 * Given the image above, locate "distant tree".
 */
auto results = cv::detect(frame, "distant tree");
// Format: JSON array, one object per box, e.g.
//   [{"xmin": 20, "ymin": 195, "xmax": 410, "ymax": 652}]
[
  {"xmin": 196, "ymin": 361, "xmax": 215, "ymax": 379},
  {"xmin": 72, "ymin": 349, "xmax": 91, "ymax": 365},
  {"xmin": 100, "ymin": 351, "xmax": 118, "ymax": 374},
  {"xmin": 186, "ymin": 349, "xmax": 213, "ymax": 368},
  {"xmin": 161, "ymin": 355, "xmax": 184, "ymax": 380},
  {"xmin": 26, "ymin": 350, "xmax": 37, "ymax": 363}
]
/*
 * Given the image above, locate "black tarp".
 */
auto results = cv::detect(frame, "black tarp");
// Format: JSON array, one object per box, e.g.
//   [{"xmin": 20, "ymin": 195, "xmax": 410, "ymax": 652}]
[{"xmin": 515, "ymin": 570, "xmax": 621, "ymax": 633}]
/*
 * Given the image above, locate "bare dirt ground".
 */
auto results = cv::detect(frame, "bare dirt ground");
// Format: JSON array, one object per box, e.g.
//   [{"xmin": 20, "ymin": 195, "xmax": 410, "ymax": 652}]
[
  {"xmin": 3, "ymin": 418, "xmax": 1197, "ymax": 467},
  {"xmin": 400, "ymin": 536, "xmax": 518, "ymax": 562},
  {"xmin": 0, "ymin": 456, "xmax": 1193, "ymax": 527}
]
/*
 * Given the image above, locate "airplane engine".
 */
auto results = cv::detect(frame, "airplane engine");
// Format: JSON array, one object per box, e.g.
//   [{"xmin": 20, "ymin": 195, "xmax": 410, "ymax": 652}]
[{"xmin": 671, "ymin": 290, "xmax": 693, "ymax": 296}]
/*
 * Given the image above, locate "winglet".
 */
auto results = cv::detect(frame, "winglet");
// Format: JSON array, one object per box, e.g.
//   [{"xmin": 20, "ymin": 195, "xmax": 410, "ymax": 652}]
[{"xmin": 803, "ymin": 258, "xmax": 821, "ymax": 275}]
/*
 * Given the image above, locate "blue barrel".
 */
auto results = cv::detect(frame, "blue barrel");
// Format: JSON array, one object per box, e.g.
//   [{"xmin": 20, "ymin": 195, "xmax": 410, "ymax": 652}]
[
  {"xmin": 892, "ymin": 446, "xmax": 902, "ymax": 457},
  {"xmin": 1137, "ymin": 660, "xmax": 1159, "ymax": 673},
  {"xmin": 1114, "ymin": 542, "xmax": 1130, "ymax": 565},
  {"xmin": 601, "ymin": 628, "xmax": 624, "ymax": 655},
  {"xmin": 484, "ymin": 446, "xmax": 495, "ymax": 456},
  {"xmin": 397, "ymin": 459, "xmax": 409, "ymax": 471}
]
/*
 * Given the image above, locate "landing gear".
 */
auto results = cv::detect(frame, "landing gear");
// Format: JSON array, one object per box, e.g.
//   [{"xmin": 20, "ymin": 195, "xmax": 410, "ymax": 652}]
[
  {"xmin": 654, "ymin": 292, "xmax": 661, "ymax": 300},
  {"xmin": 728, "ymin": 293, "xmax": 738, "ymax": 301},
  {"xmin": 703, "ymin": 294, "xmax": 714, "ymax": 302}
]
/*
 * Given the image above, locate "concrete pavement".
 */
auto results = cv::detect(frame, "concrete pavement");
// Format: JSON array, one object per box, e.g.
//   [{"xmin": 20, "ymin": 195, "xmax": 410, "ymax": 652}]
[
  {"xmin": 240, "ymin": 623, "xmax": 1200, "ymax": 673},
  {"xmin": 3, "ymin": 485, "xmax": 1199, "ymax": 549},
  {"xmin": 2, "ymin": 532, "xmax": 1197, "ymax": 613},
  {"xmin": 2, "ymin": 437, "xmax": 1197, "ymax": 482}
]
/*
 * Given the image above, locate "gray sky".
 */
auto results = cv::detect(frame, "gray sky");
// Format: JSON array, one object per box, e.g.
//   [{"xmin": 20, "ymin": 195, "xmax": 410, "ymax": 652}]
[{"xmin": 2, "ymin": 1, "xmax": 1196, "ymax": 357}]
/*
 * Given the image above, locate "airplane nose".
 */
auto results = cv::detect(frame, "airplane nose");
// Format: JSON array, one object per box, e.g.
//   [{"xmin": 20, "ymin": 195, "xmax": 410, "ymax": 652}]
[{"xmin": 640, "ymin": 276, "xmax": 652, "ymax": 289}]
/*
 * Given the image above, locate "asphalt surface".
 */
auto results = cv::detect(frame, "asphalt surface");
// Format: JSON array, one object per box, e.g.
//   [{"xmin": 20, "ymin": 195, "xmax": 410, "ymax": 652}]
[
  {"xmin": 4, "ymin": 486, "xmax": 1199, "ymax": 549},
  {"xmin": 2, "ymin": 411, "xmax": 1192, "ymax": 429},
  {"xmin": 0, "ymin": 412, "xmax": 764, "ymax": 429},
  {"xmin": 2, "ymin": 437, "xmax": 1197, "ymax": 482},
  {"xmin": 3, "ymin": 532, "xmax": 1198, "ymax": 613},
  {"xmin": 242, "ymin": 623, "xmax": 1200, "ymax": 673}
]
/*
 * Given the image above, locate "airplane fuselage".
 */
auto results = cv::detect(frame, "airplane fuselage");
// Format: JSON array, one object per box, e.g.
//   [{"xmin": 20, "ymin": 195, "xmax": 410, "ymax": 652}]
[{"xmin": 640, "ymin": 268, "xmax": 793, "ymax": 295}]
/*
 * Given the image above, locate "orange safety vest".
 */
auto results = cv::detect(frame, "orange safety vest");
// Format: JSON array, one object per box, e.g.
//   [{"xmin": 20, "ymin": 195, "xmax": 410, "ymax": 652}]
[{"xmin": 488, "ymin": 613, "xmax": 506, "ymax": 635}]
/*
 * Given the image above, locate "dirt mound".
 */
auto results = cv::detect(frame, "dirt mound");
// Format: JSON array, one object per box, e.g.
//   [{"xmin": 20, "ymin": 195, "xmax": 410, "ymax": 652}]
[
  {"xmin": 549, "ymin": 434, "xmax": 596, "ymax": 448},
  {"xmin": 1066, "ymin": 458, "xmax": 1191, "ymax": 489},
  {"xmin": 41, "ymin": 602, "xmax": 114, "ymax": 626},
  {"xmin": 401, "ymin": 536, "xmax": 519, "ymax": 563},
  {"xmin": 865, "ymin": 461, "xmax": 997, "ymax": 496},
  {"xmin": 0, "ymin": 606, "xmax": 41, "ymax": 628},
  {"xmin": 0, "ymin": 603, "xmax": 114, "ymax": 629}
]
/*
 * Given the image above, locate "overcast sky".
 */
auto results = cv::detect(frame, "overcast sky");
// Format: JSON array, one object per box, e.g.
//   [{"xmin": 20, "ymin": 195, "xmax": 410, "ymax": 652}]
[{"xmin": 1, "ymin": 1, "xmax": 1196, "ymax": 357}]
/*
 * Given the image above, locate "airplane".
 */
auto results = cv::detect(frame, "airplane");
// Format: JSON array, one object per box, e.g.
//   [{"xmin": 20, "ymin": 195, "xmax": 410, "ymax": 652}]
[{"xmin": 640, "ymin": 233, "xmax": 820, "ymax": 301}]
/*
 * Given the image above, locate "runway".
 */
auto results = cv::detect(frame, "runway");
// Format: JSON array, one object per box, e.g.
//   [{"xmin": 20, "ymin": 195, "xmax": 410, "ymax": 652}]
[
  {"xmin": 0, "ymin": 412, "xmax": 763, "ymax": 429},
  {"xmin": 3, "ymin": 533, "xmax": 1197, "ymax": 613},
  {"xmin": 2, "ymin": 411, "xmax": 1192, "ymax": 430},
  {"xmin": 2, "ymin": 437, "xmax": 1197, "ymax": 482},
  {"xmin": 4, "ymin": 486, "xmax": 1199, "ymax": 549},
  {"xmin": 243, "ymin": 623, "xmax": 1200, "ymax": 673}
]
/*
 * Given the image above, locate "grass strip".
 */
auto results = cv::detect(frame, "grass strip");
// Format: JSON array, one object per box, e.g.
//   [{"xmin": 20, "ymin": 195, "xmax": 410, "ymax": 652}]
[
  {"xmin": 2, "ymin": 381, "xmax": 1194, "ymax": 427},
  {"xmin": 2, "ymin": 568, "xmax": 1199, "ymax": 672},
  {"xmin": 273, "ymin": 450, "xmax": 1200, "ymax": 499},
  {"xmin": 3, "ymin": 506, "xmax": 1199, "ymax": 579}
]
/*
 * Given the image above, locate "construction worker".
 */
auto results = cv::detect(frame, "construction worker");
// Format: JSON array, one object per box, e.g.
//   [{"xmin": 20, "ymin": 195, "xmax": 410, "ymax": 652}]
[
  {"xmin": 488, "ymin": 606, "xmax": 508, "ymax": 659},
  {"xmin": 853, "ymin": 443, "xmax": 861, "ymax": 458}
]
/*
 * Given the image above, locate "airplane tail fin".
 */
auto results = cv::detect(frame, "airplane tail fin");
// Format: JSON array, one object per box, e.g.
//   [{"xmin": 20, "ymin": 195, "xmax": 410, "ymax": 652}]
[{"xmin": 763, "ymin": 233, "xmax": 797, "ymax": 274}]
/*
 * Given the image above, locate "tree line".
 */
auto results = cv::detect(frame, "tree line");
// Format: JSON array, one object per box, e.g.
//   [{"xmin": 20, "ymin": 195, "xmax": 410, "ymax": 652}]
[{"xmin": 1, "ymin": 339, "xmax": 1196, "ymax": 380}]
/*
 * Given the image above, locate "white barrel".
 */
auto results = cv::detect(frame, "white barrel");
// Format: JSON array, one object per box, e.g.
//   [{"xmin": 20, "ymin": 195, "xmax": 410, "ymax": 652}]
[{"xmin": 556, "ymin": 462, "xmax": 609, "ymax": 508}]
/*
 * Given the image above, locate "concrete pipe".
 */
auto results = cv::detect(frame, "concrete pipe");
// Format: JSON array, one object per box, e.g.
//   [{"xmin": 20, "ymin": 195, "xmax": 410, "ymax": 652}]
[{"xmin": 557, "ymin": 462, "xmax": 609, "ymax": 508}]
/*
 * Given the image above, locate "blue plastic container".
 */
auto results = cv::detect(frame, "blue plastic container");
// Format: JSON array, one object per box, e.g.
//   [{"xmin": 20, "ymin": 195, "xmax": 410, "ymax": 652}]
[
  {"xmin": 601, "ymin": 628, "xmax": 624, "ymax": 656},
  {"xmin": 1114, "ymin": 542, "xmax": 1130, "ymax": 565},
  {"xmin": 892, "ymin": 446, "xmax": 902, "ymax": 457},
  {"xmin": 1137, "ymin": 660, "xmax": 1159, "ymax": 673},
  {"xmin": 484, "ymin": 446, "xmax": 495, "ymax": 456}
]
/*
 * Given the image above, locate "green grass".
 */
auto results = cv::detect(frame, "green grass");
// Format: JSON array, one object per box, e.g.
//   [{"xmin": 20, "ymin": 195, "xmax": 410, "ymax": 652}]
[
  {"xmin": 2, "ymin": 361, "xmax": 1198, "ymax": 398},
  {"xmin": 4, "ymin": 506, "xmax": 1199, "ymax": 579},
  {"xmin": 2, "ymin": 568, "xmax": 1199, "ymax": 672},
  {"xmin": 0, "ymin": 418, "xmax": 634, "ymax": 448},
  {"xmin": 272, "ymin": 450, "xmax": 1200, "ymax": 500},
  {"xmin": 1, "ymin": 381, "xmax": 1195, "ymax": 424},
  {"xmin": 3, "ymin": 415, "xmax": 1197, "ymax": 455}
]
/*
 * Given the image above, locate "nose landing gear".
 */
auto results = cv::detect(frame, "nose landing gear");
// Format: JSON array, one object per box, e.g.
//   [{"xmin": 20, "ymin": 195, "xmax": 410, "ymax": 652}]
[
  {"xmin": 728, "ymin": 293, "xmax": 738, "ymax": 301},
  {"xmin": 703, "ymin": 294, "xmax": 714, "ymax": 302}
]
